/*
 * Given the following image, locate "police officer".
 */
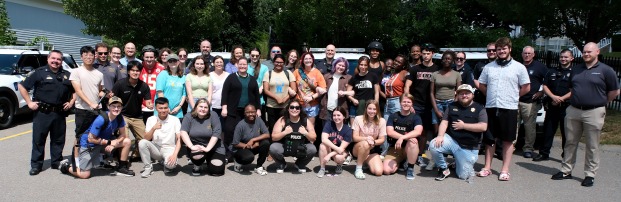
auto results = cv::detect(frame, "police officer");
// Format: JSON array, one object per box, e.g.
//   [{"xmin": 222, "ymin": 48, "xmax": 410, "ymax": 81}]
[
  {"xmin": 314, "ymin": 44, "xmax": 336, "ymax": 74},
  {"xmin": 534, "ymin": 49, "xmax": 573, "ymax": 161},
  {"xmin": 19, "ymin": 50, "xmax": 75, "ymax": 175}
]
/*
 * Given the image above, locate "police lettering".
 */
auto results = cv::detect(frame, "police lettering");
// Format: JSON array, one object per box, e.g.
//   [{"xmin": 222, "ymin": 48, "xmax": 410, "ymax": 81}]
[{"xmin": 289, "ymin": 134, "xmax": 303, "ymax": 140}]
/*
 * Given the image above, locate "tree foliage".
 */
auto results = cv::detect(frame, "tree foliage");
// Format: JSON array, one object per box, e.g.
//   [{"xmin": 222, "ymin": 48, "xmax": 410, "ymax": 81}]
[
  {"xmin": 478, "ymin": 0, "xmax": 621, "ymax": 50},
  {"xmin": 0, "ymin": 0, "xmax": 16, "ymax": 45},
  {"xmin": 63, "ymin": 0, "xmax": 261, "ymax": 51}
]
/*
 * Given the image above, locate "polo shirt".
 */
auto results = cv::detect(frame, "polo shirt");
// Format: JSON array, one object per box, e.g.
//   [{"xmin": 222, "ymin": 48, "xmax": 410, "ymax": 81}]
[
  {"xmin": 21, "ymin": 66, "xmax": 73, "ymax": 105},
  {"xmin": 111, "ymin": 78, "xmax": 151, "ymax": 118},
  {"xmin": 569, "ymin": 62, "xmax": 619, "ymax": 107},
  {"xmin": 519, "ymin": 60, "xmax": 548, "ymax": 103}
]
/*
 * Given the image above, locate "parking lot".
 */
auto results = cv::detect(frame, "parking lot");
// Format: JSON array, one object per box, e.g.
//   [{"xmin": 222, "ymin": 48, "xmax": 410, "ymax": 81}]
[{"xmin": 1, "ymin": 114, "xmax": 620, "ymax": 201}]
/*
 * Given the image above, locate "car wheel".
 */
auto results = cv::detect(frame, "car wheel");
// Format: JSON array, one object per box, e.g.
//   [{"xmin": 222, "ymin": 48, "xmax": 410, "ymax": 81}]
[{"xmin": 0, "ymin": 96, "xmax": 15, "ymax": 128}]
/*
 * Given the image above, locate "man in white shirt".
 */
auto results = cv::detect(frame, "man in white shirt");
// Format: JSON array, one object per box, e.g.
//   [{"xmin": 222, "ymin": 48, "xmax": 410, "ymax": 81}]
[{"xmin": 139, "ymin": 97, "xmax": 182, "ymax": 178}]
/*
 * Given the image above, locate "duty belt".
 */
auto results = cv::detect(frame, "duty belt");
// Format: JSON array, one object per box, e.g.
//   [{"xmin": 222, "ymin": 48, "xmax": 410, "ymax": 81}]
[{"xmin": 38, "ymin": 102, "xmax": 64, "ymax": 113}]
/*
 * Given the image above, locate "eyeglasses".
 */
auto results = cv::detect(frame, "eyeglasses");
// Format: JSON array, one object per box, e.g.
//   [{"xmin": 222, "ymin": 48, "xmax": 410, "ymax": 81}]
[
  {"xmin": 271, "ymin": 50, "xmax": 281, "ymax": 53},
  {"xmin": 456, "ymin": 57, "xmax": 465, "ymax": 61},
  {"xmin": 250, "ymin": 54, "xmax": 260, "ymax": 58},
  {"xmin": 289, "ymin": 106, "xmax": 301, "ymax": 110},
  {"xmin": 97, "ymin": 52, "xmax": 108, "ymax": 56},
  {"xmin": 274, "ymin": 61, "xmax": 284, "ymax": 65},
  {"xmin": 487, "ymin": 49, "xmax": 496, "ymax": 53},
  {"xmin": 179, "ymin": 55, "xmax": 187, "ymax": 58},
  {"xmin": 109, "ymin": 105, "xmax": 123, "ymax": 109}
]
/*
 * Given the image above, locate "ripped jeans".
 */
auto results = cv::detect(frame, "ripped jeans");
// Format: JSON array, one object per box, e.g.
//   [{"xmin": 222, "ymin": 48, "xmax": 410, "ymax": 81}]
[{"xmin": 429, "ymin": 134, "xmax": 478, "ymax": 179}]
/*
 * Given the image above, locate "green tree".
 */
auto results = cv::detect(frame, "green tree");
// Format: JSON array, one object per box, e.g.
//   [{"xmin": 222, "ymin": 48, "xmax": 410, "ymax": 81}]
[
  {"xmin": 0, "ymin": 0, "xmax": 16, "ymax": 45},
  {"xmin": 478, "ymin": 0, "xmax": 621, "ymax": 50},
  {"xmin": 63, "ymin": 0, "xmax": 262, "ymax": 51}
]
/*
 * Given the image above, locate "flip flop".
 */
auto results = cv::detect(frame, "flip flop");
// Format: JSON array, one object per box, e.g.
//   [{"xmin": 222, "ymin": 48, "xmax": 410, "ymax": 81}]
[
  {"xmin": 499, "ymin": 172, "xmax": 511, "ymax": 181},
  {"xmin": 477, "ymin": 169, "xmax": 491, "ymax": 177}
]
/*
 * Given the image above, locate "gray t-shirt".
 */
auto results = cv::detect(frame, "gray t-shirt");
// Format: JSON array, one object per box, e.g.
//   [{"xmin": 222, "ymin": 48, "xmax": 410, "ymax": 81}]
[
  {"xmin": 231, "ymin": 118, "xmax": 269, "ymax": 152},
  {"xmin": 431, "ymin": 70, "xmax": 462, "ymax": 100},
  {"xmin": 180, "ymin": 112, "xmax": 225, "ymax": 155}
]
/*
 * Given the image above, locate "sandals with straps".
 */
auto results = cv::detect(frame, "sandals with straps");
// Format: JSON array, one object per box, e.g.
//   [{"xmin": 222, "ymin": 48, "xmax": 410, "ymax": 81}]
[
  {"xmin": 477, "ymin": 169, "xmax": 491, "ymax": 177},
  {"xmin": 498, "ymin": 172, "xmax": 511, "ymax": 181}
]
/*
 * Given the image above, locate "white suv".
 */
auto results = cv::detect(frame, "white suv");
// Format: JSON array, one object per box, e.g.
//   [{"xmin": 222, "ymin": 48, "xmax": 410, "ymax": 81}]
[{"xmin": 0, "ymin": 49, "xmax": 77, "ymax": 128}]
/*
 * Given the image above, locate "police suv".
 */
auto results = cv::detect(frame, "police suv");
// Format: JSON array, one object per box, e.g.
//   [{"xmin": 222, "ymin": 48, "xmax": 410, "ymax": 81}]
[
  {"xmin": 310, "ymin": 47, "xmax": 369, "ymax": 75},
  {"xmin": 0, "ymin": 48, "xmax": 77, "ymax": 128}
]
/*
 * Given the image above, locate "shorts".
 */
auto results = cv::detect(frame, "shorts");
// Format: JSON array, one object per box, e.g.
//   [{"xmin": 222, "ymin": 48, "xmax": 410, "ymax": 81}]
[
  {"xmin": 431, "ymin": 99, "xmax": 453, "ymax": 125},
  {"xmin": 384, "ymin": 147, "xmax": 407, "ymax": 163},
  {"xmin": 486, "ymin": 108, "xmax": 518, "ymax": 142},
  {"xmin": 78, "ymin": 146, "xmax": 103, "ymax": 171},
  {"xmin": 349, "ymin": 99, "xmax": 369, "ymax": 118},
  {"xmin": 414, "ymin": 105, "xmax": 433, "ymax": 129},
  {"xmin": 304, "ymin": 105, "xmax": 319, "ymax": 117}
]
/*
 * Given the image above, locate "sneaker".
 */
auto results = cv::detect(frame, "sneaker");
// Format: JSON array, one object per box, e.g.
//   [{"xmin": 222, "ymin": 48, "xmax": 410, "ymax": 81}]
[
  {"xmin": 59, "ymin": 159, "xmax": 70, "ymax": 174},
  {"xmin": 141, "ymin": 165, "xmax": 153, "ymax": 178},
  {"xmin": 425, "ymin": 161, "xmax": 435, "ymax": 171},
  {"xmin": 296, "ymin": 165, "xmax": 307, "ymax": 173},
  {"xmin": 581, "ymin": 177, "xmax": 594, "ymax": 187},
  {"xmin": 335, "ymin": 164, "xmax": 343, "ymax": 174},
  {"xmin": 276, "ymin": 163, "xmax": 287, "ymax": 174},
  {"xmin": 406, "ymin": 167, "xmax": 415, "ymax": 180},
  {"xmin": 417, "ymin": 156, "xmax": 427, "ymax": 167},
  {"xmin": 163, "ymin": 166, "xmax": 173, "ymax": 173},
  {"xmin": 254, "ymin": 167, "xmax": 267, "ymax": 176},
  {"xmin": 435, "ymin": 168, "xmax": 450, "ymax": 181},
  {"xmin": 187, "ymin": 158, "xmax": 193, "ymax": 165},
  {"xmin": 448, "ymin": 162, "xmax": 456, "ymax": 170},
  {"xmin": 316, "ymin": 169, "xmax": 325, "ymax": 178},
  {"xmin": 192, "ymin": 165, "xmax": 201, "ymax": 176},
  {"xmin": 343, "ymin": 155, "xmax": 352, "ymax": 165},
  {"xmin": 398, "ymin": 160, "xmax": 407, "ymax": 172},
  {"xmin": 355, "ymin": 169, "xmax": 366, "ymax": 180},
  {"xmin": 233, "ymin": 160, "xmax": 243, "ymax": 172},
  {"xmin": 115, "ymin": 166, "xmax": 135, "ymax": 177},
  {"xmin": 551, "ymin": 172, "xmax": 572, "ymax": 180}
]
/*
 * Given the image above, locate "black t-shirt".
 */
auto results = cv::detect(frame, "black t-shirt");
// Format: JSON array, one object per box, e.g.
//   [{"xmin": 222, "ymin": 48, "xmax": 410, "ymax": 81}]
[
  {"xmin": 111, "ymin": 78, "xmax": 151, "ymax": 118},
  {"xmin": 386, "ymin": 112, "xmax": 422, "ymax": 146},
  {"xmin": 314, "ymin": 58, "xmax": 332, "ymax": 75},
  {"xmin": 519, "ymin": 60, "xmax": 548, "ymax": 103},
  {"xmin": 348, "ymin": 73, "xmax": 379, "ymax": 100},
  {"xmin": 407, "ymin": 63, "xmax": 439, "ymax": 107},
  {"xmin": 453, "ymin": 64, "xmax": 475, "ymax": 87}
]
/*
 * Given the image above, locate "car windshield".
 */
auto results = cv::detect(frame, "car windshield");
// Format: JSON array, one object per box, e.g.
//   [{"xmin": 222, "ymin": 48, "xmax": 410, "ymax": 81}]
[{"xmin": 0, "ymin": 54, "xmax": 19, "ymax": 75}]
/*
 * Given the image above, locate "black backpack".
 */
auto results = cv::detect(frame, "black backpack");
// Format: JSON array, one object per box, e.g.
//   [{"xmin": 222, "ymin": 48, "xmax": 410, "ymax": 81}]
[{"xmin": 281, "ymin": 118, "xmax": 308, "ymax": 159}]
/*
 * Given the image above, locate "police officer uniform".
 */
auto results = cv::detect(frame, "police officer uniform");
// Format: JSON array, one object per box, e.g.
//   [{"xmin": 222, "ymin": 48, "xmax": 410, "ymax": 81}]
[
  {"xmin": 314, "ymin": 58, "xmax": 333, "ymax": 75},
  {"xmin": 20, "ymin": 66, "xmax": 73, "ymax": 175},
  {"xmin": 537, "ymin": 66, "xmax": 571, "ymax": 160}
]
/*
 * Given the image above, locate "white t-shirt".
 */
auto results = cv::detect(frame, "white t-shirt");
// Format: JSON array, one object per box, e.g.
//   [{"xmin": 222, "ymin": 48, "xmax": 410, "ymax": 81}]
[
  {"xmin": 145, "ymin": 115, "xmax": 181, "ymax": 149},
  {"xmin": 69, "ymin": 66, "xmax": 104, "ymax": 110},
  {"xmin": 209, "ymin": 71, "xmax": 230, "ymax": 109},
  {"xmin": 479, "ymin": 59, "xmax": 530, "ymax": 109},
  {"xmin": 327, "ymin": 74, "xmax": 342, "ymax": 110}
]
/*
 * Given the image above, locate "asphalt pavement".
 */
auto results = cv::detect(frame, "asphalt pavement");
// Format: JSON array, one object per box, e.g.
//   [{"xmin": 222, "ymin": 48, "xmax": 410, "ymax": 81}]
[{"xmin": 1, "ymin": 114, "xmax": 620, "ymax": 201}]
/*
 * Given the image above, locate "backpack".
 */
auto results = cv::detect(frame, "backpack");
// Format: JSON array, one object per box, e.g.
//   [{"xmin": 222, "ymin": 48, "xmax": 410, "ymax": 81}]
[
  {"xmin": 98, "ymin": 110, "xmax": 123, "ymax": 135},
  {"xmin": 281, "ymin": 118, "xmax": 308, "ymax": 159},
  {"xmin": 268, "ymin": 69, "xmax": 291, "ymax": 83}
]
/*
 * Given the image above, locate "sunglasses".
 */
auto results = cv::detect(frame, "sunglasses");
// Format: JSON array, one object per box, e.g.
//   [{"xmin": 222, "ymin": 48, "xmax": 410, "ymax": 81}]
[
  {"xmin": 97, "ymin": 52, "xmax": 108, "ymax": 56},
  {"xmin": 250, "ymin": 54, "xmax": 260, "ymax": 58},
  {"xmin": 179, "ymin": 55, "xmax": 187, "ymax": 58},
  {"xmin": 289, "ymin": 106, "xmax": 301, "ymax": 110},
  {"xmin": 487, "ymin": 49, "xmax": 496, "ymax": 53},
  {"xmin": 456, "ymin": 57, "xmax": 465, "ymax": 61},
  {"xmin": 271, "ymin": 50, "xmax": 281, "ymax": 53}
]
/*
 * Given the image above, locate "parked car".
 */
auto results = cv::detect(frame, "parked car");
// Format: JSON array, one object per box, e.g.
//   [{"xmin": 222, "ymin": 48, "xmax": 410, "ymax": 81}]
[
  {"xmin": 310, "ymin": 47, "xmax": 369, "ymax": 75},
  {"xmin": 0, "ymin": 49, "xmax": 77, "ymax": 128}
]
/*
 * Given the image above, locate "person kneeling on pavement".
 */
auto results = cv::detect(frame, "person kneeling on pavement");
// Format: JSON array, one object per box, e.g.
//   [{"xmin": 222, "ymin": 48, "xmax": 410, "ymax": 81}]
[
  {"xmin": 383, "ymin": 94, "xmax": 423, "ymax": 180},
  {"xmin": 60, "ymin": 97, "xmax": 135, "ymax": 178},
  {"xmin": 139, "ymin": 97, "xmax": 182, "ymax": 178},
  {"xmin": 429, "ymin": 84, "xmax": 487, "ymax": 181},
  {"xmin": 231, "ymin": 104, "xmax": 271, "ymax": 176},
  {"xmin": 269, "ymin": 100, "xmax": 318, "ymax": 174},
  {"xmin": 180, "ymin": 98, "xmax": 226, "ymax": 176}
]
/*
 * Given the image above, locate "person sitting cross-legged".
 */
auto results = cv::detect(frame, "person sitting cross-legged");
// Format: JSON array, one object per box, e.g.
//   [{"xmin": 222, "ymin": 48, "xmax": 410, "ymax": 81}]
[
  {"xmin": 231, "ymin": 104, "xmax": 271, "ymax": 176},
  {"xmin": 139, "ymin": 97, "xmax": 182, "ymax": 178},
  {"xmin": 429, "ymin": 84, "xmax": 487, "ymax": 181}
]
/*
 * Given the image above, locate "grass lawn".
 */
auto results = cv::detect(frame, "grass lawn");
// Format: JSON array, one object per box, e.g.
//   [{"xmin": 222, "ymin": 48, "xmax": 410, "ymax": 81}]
[
  {"xmin": 601, "ymin": 109, "xmax": 621, "ymax": 145},
  {"xmin": 603, "ymin": 52, "xmax": 621, "ymax": 58}
]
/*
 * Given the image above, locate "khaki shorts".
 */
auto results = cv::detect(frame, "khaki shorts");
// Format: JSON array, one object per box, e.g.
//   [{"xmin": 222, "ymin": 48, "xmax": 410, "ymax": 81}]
[{"xmin": 384, "ymin": 147, "xmax": 406, "ymax": 163}]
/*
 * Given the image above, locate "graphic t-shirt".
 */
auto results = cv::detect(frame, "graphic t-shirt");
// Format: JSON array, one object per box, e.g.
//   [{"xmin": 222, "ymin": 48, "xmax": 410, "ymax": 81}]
[
  {"xmin": 407, "ymin": 63, "xmax": 439, "ymax": 107},
  {"xmin": 262, "ymin": 70, "xmax": 296, "ymax": 108},
  {"xmin": 155, "ymin": 71, "xmax": 187, "ymax": 118},
  {"xmin": 322, "ymin": 122, "xmax": 353, "ymax": 146},
  {"xmin": 348, "ymin": 73, "xmax": 379, "ymax": 100},
  {"xmin": 140, "ymin": 63, "xmax": 166, "ymax": 108}
]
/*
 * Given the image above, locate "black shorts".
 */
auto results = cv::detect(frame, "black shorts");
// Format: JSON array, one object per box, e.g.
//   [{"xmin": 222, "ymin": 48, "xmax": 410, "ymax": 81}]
[
  {"xmin": 486, "ymin": 108, "xmax": 518, "ymax": 142},
  {"xmin": 414, "ymin": 105, "xmax": 433, "ymax": 129},
  {"xmin": 348, "ymin": 143, "xmax": 382, "ymax": 155}
]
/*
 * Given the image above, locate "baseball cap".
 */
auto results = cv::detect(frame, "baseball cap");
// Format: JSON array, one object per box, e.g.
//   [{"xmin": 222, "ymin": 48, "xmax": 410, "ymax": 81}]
[
  {"xmin": 456, "ymin": 84, "xmax": 475, "ymax": 94},
  {"xmin": 166, "ymin": 54, "xmax": 179, "ymax": 61},
  {"xmin": 142, "ymin": 45, "xmax": 156, "ymax": 52},
  {"xmin": 108, "ymin": 96, "xmax": 123, "ymax": 106}
]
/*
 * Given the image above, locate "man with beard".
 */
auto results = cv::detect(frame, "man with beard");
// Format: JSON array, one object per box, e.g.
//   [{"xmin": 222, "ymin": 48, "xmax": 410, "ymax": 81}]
[
  {"xmin": 551, "ymin": 43, "xmax": 619, "ymax": 187},
  {"xmin": 120, "ymin": 42, "xmax": 142, "ymax": 66},
  {"xmin": 477, "ymin": 37, "xmax": 530, "ymax": 181},
  {"xmin": 429, "ymin": 84, "xmax": 487, "ymax": 181}
]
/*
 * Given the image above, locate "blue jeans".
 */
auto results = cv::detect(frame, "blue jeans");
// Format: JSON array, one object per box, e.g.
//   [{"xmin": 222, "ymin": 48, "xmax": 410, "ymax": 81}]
[
  {"xmin": 432, "ymin": 99, "xmax": 453, "ymax": 124},
  {"xmin": 429, "ymin": 134, "xmax": 478, "ymax": 179}
]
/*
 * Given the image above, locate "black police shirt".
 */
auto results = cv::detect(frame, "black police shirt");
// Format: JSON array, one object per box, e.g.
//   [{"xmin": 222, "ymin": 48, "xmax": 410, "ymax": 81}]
[
  {"xmin": 519, "ymin": 60, "xmax": 548, "ymax": 103},
  {"xmin": 543, "ymin": 66, "xmax": 572, "ymax": 100},
  {"xmin": 20, "ymin": 66, "xmax": 73, "ymax": 105},
  {"xmin": 314, "ymin": 58, "xmax": 333, "ymax": 75}
]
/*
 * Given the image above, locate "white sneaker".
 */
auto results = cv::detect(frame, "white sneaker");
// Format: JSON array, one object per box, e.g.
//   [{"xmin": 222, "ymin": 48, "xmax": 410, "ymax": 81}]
[
  {"xmin": 141, "ymin": 165, "xmax": 153, "ymax": 178},
  {"xmin": 233, "ymin": 160, "xmax": 242, "ymax": 172},
  {"xmin": 296, "ymin": 165, "xmax": 307, "ymax": 173},
  {"xmin": 316, "ymin": 169, "xmax": 325, "ymax": 178},
  {"xmin": 276, "ymin": 164, "xmax": 287, "ymax": 174},
  {"xmin": 417, "ymin": 156, "xmax": 427, "ymax": 167},
  {"xmin": 254, "ymin": 167, "xmax": 267, "ymax": 176},
  {"xmin": 343, "ymin": 155, "xmax": 352, "ymax": 165}
]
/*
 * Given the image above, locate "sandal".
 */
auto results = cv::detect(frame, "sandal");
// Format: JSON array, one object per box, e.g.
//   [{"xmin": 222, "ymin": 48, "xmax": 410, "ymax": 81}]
[
  {"xmin": 498, "ymin": 172, "xmax": 511, "ymax": 181},
  {"xmin": 476, "ymin": 169, "xmax": 491, "ymax": 177}
]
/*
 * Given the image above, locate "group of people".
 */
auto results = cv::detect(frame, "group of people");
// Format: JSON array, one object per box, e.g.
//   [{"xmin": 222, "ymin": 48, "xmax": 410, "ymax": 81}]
[{"xmin": 20, "ymin": 37, "xmax": 618, "ymax": 187}]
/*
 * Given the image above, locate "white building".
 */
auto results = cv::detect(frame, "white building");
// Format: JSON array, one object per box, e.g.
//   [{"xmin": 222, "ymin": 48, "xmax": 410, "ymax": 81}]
[{"xmin": 5, "ymin": 0, "xmax": 101, "ymax": 63}]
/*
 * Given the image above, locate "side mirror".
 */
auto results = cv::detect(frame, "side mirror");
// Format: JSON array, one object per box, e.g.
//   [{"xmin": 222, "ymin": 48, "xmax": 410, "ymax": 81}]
[{"xmin": 20, "ymin": 66, "xmax": 34, "ymax": 75}]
